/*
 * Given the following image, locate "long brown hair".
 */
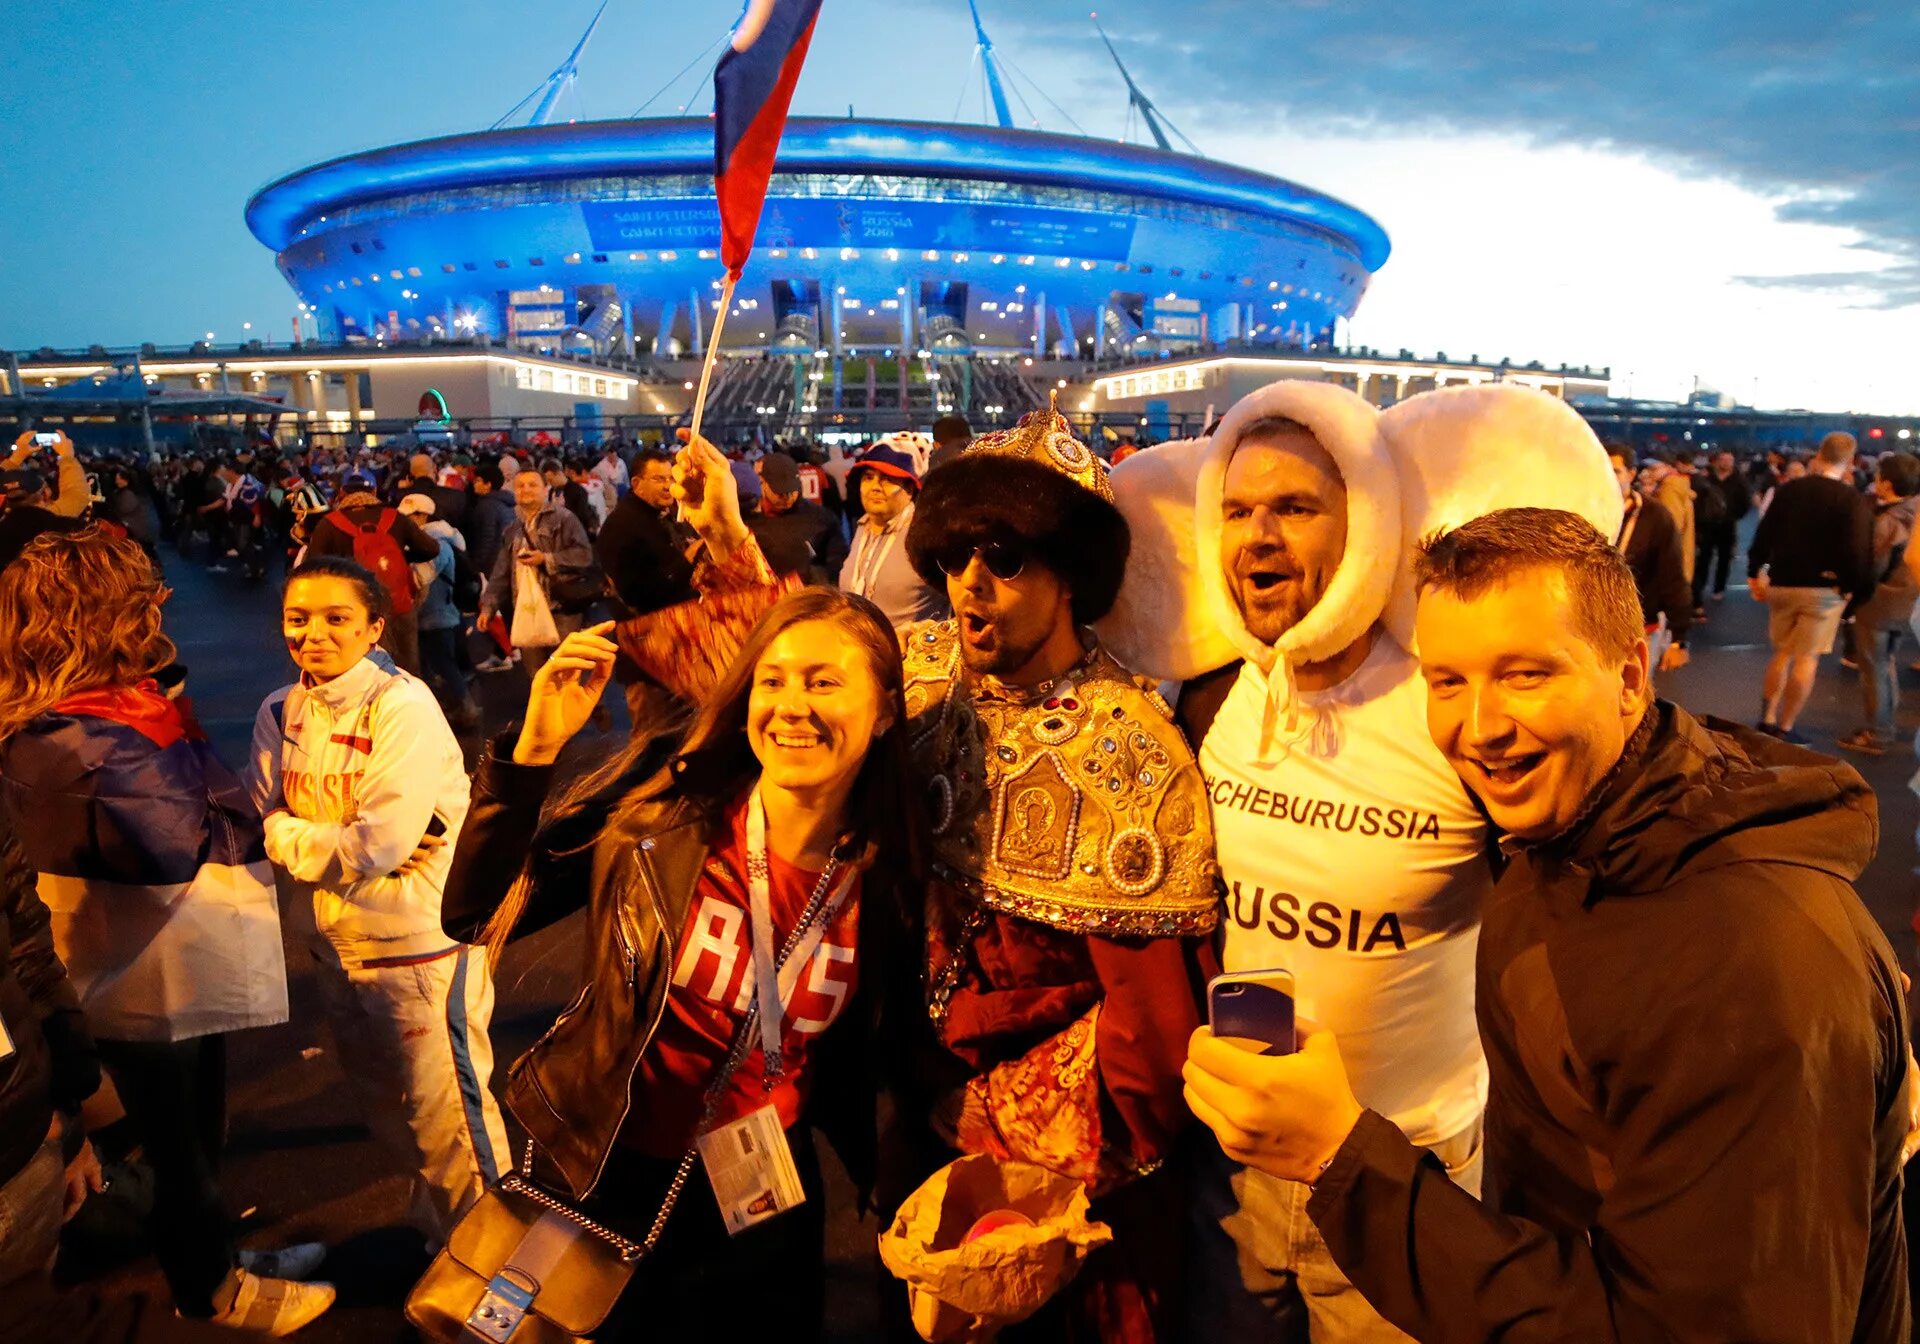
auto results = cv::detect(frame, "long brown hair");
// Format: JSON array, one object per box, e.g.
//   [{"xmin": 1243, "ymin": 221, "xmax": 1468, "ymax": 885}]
[
  {"xmin": 482, "ymin": 587, "xmax": 924, "ymax": 958},
  {"xmin": 0, "ymin": 526, "xmax": 176, "ymax": 742}
]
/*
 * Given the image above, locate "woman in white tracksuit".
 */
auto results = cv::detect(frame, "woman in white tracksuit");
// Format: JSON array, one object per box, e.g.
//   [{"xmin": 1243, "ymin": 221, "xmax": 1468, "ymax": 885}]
[{"xmin": 247, "ymin": 553, "xmax": 509, "ymax": 1243}]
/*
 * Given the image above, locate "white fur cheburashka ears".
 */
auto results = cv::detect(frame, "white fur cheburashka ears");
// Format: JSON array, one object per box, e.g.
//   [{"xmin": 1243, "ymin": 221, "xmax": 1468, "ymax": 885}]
[
  {"xmin": 1376, "ymin": 384, "xmax": 1624, "ymax": 655},
  {"xmin": 1097, "ymin": 437, "xmax": 1237, "ymax": 681}
]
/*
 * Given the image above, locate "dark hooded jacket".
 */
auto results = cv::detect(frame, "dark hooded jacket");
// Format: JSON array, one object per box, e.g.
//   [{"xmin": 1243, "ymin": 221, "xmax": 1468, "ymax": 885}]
[{"xmin": 1307, "ymin": 702, "xmax": 1910, "ymax": 1343}]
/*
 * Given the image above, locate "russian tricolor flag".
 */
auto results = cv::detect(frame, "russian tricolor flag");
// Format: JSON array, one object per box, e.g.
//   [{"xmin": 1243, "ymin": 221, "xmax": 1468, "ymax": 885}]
[{"xmin": 714, "ymin": 0, "xmax": 824, "ymax": 278}]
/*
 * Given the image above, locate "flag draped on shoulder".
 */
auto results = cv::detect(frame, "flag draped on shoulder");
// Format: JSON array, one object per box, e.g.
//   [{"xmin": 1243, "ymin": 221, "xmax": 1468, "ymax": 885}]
[{"xmin": 713, "ymin": 0, "xmax": 824, "ymax": 278}]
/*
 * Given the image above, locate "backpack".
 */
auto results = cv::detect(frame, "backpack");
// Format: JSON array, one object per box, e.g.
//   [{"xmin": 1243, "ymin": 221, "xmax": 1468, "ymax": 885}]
[
  {"xmin": 329, "ymin": 509, "xmax": 416, "ymax": 615},
  {"xmin": 1691, "ymin": 476, "xmax": 1728, "ymax": 531},
  {"xmin": 449, "ymin": 543, "xmax": 483, "ymax": 614}
]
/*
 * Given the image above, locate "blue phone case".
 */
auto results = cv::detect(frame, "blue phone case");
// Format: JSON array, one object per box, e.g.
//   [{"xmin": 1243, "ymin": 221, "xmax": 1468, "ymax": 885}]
[{"xmin": 1209, "ymin": 978, "xmax": 1297, "ymax": 1056}]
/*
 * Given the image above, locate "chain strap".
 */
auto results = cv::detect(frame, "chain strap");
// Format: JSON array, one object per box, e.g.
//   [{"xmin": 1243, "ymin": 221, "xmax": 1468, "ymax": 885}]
[
  {"xmin": 522, "ymin": 854, "xmax": 848, "ymax": 1264},
  {"xmin": 926, "ymin": 901, "xmax": 989, "ymax": 1029},
  {"xmin": 501, "ymin": 1143, "xmax": 646, "ymax": 1262}
]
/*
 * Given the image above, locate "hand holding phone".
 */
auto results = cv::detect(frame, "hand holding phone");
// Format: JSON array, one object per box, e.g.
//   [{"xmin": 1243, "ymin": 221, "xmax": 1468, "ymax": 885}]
[{"xmin": 1207, "ymin": 970, "xmax": 1296, "ymax": 1057}]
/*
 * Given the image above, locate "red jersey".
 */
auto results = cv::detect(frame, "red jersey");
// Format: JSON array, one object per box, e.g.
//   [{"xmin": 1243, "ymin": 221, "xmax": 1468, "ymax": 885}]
[{"xmin": 621, "ymin": 797, "xmax": 862, "ymax": 1158}]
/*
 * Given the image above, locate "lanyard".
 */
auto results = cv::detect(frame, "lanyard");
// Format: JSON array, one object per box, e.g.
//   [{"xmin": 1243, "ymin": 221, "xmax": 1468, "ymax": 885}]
[
  {"xmin": 744, "ymin": 785, "xmax": 857, "ymax": 1080},
  {"xmin": 847, "ymin": 509, "xmax": 905, "ymax": 597}
]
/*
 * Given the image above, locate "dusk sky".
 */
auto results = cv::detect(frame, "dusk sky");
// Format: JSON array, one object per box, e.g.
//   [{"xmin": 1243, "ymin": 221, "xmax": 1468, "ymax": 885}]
[{"xmin": 2, "ymin": 0, "xmax": 1914, "ymax": 412}]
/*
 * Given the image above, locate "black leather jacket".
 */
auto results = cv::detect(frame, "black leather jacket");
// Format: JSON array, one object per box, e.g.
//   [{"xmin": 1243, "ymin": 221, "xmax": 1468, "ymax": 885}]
[{"xmin": 443, "ymin": 739, "xmax": 900, "ymax": 1202}]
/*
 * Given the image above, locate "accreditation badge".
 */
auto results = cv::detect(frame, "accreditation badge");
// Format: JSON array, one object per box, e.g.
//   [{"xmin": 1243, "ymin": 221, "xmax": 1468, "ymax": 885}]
[{"xmin": 696, "ymin": 1102, "xmax": 806, "ymax": 1235}]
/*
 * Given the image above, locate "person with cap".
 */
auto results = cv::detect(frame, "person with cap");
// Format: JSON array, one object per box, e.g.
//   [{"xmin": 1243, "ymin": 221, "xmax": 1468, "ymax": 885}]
[
  {"xmin": 647, "ymin": 410, "xmax": 1219, "ymax": 1340},
  {"xmin": 839, "ymin": 433, "xmax": 947, "ymax": 627},
  {"xmin": 0, "ymin": 469, "xmax": 82, "ymax": 572},
  {"xmin": 303, "ymin": 469, "xmax": 441, "ymax": 676},
  {"xmin": 2, "ymin": 431, "xmax": 88, "ymax": 521},
  {"xmin": 748, "ymin": 451, "xmax": 848, "ymax": 583}
]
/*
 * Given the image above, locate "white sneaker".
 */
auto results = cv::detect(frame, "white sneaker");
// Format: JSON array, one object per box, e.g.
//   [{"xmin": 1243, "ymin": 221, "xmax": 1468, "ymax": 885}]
[
  {"xmin": 475, "ymin": 654, "xmax": 511, "ymax": 672},
  {"xmin": 238, "ymin": 1242, "xmax": 328, "ymax": 1280},
  {"xmin": 202, "ymin": 1268, "xmax": 336, "ymax": 1335}
]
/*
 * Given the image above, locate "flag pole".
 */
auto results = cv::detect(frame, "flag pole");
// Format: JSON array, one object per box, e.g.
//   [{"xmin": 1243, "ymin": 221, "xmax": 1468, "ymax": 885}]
[{"xmin": 687, "ymin": 270, "xmax": 740, "ymax": 447}]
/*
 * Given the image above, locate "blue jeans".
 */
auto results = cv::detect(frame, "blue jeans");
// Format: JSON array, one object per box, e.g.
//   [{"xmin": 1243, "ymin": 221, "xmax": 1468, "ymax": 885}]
[{"xmin": 1184, "ymin": 1118, "xmax": 1484, "ymax": 1343}]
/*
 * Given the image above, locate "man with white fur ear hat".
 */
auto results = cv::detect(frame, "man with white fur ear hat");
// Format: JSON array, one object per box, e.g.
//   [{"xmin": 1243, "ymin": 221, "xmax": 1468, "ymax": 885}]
[{"xmin": 1099, "ymin": 380, "xmax": 1621, "ymax": 1344}]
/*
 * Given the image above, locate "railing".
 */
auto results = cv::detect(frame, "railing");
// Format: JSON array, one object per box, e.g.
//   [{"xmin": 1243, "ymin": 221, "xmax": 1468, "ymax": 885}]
[{"xmin": 7, "ymin": 336, "xmax": 673, "ymax": 382}]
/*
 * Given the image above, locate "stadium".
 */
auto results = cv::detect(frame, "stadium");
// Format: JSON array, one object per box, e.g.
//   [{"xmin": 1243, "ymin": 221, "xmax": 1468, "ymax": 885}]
[{"xmin": 237, "ymin": 3, "xmax": 1403, "ymax": 427}]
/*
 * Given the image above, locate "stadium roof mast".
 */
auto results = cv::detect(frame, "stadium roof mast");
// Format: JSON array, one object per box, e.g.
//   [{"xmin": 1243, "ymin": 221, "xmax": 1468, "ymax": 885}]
[
  {"xmin": 967, "ymin": 0, "xmax": 1016, "ymax": 130},
  {"xmin": 493, "ymin": 0, "xmax": 610, "ymax": 130},
  {"xmin": 1091, "ymin": 11, "xmax": 1199, "ymax": 154}
]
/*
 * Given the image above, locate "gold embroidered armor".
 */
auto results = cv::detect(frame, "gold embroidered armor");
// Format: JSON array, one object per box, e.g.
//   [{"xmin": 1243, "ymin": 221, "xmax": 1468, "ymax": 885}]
[{"xmin": 901, "ymin": 620, "xmax": 1220, "ymax": 938}]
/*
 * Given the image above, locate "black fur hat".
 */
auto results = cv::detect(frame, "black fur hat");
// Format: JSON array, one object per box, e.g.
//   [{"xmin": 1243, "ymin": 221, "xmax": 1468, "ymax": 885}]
[{"xmin": 906, "ymin": 408, "xmax": 1130, "ymax": 624}]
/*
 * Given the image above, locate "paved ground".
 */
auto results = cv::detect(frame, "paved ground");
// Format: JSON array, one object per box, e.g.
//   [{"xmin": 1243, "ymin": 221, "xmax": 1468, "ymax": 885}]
[{"xmin": 59, "ymin": 526, "xmax": 1920, "ymax": 1339}]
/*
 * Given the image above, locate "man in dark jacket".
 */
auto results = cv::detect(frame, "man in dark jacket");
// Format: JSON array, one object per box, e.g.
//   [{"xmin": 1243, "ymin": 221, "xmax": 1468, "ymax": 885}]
[
  {"xmin": 595, "ymin": 448, "xmax": 696, "ymax": 617},
  {"xmin": 1184, "ymin": 507, "xmax": 1913, "ymax": 1344},
  {"xmin": 1748, "ymin": 431, "xmax": 1876, "ymax": 743},
  {"xmin": 1692, "ymin": 448, "xmax": 1753, "ymax": 609},
  {"xmin": 395, "ymin": 452, "xmax": 469, "ymax": 535},
  {"xmin": 466, "ymin": 462, "xmax": 516, "ymax": 579},
  {"xmin": 1608, "ymin": 445, "xmax": 1691, "ymax": 667},
  {"xmin": 746, "ymin": 451, "xmax": 847, "ymax": 582}
]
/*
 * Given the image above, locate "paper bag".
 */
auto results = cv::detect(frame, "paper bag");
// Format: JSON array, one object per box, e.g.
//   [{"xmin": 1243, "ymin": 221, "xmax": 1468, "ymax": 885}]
[
  {"xmin": 878, "ymin": 1155, "xmax": 1112, "ymax": 1342},
  {"xmin": 510, "ymin": 563, "xmax": 561, "ymax": 649}
]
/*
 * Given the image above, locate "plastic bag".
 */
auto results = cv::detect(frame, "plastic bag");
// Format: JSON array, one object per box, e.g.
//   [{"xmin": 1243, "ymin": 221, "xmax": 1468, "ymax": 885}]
[
  {"xmin": 510, "ymin": 562, "xmax": 561, "ymax": 649},
  {"xmin": 878, "ymin": 1155, "xmax": 1112, "ymax": 1342}
]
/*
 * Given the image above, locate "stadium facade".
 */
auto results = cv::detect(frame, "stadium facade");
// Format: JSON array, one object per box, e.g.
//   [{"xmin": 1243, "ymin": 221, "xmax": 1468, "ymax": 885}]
[{"xmin": 245, "ymin": 0, "xmax": 1389, "ymax": 373}]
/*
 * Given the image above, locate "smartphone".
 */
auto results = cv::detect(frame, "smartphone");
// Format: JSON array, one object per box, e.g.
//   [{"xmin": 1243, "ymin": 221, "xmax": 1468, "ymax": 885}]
[
  {"xmin": 1207, "ymin": 970, "xmax": 1296, "ymax": 1056},
  {"xmin": 32, "ymin": 432, "xmax": 60, "ymax": 449},
  {"xmin": 425, "ymin": 812, "xmax": 448, "ymax": 838}
]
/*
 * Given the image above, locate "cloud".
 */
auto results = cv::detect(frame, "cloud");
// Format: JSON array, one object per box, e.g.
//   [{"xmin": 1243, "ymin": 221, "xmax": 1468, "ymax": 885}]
[{"xmin": 978, "ymin": 2, "xmax": 1920, "ymax": 304}]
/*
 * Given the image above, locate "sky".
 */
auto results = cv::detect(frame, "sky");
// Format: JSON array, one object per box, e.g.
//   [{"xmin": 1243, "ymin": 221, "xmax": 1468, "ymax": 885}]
[{"xmin": 1, "ymin": 0, "xmax": 1915, "ymax": 412}]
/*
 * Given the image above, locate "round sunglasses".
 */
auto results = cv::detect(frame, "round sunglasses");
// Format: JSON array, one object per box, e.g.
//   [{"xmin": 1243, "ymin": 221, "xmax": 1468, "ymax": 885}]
[{"xmin": 933, "ymin": 541, "xmax": 1027, "ymax": 581}]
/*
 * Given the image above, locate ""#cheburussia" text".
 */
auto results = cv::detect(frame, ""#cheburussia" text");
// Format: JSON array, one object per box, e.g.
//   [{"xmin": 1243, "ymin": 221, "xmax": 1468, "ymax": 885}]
[{"xmin": 1202, "ymin": 775, "xmax": 1445, "ymax": 842}]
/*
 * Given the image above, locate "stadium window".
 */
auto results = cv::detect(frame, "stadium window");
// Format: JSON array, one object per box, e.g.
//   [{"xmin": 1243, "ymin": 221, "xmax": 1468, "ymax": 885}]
[
  {"xmin": 464, "ymin": 261, "xmax": 478, "ymax": 271},
  {"xmin": 350, "ymin": 243, "xmax": 364, "ymax": 255},
  {"xmin": 529, "ymin": 257, "xmax": 545, "ymax": 266},
  {"xmin": 442, "ymin": 264, "xmax": 457, "ymax": 273},
  {"xmin": 629, "ymin": 252, "xmax": 645, "ymax": 261},
  {"xmin": 495, "ymin": 260, "xmax": 510, "ymax": 268},
  {"xmin": 390, "ymin": 270, "xmax": 403, "ymax": 280},
  {"xmin": 591, "ymin": 253, "xmax": 608, "ymax": 263},
  {"xmin": 659, "ymin": 250, "xmax": 678, "ymax": 261},
  {"xmin": 1170, "ymin": 268, "xmax": 1184, "ymax": 277},
  {"xmin": 564, "ymin": 253, "xmax": 581, "ymax": 264},
  {"xmin": 698, "ymin": 250, "xmax": 717, "ymax": 260},
  {"xmin": 324, "ymin": 283, "xmax": 334, "ymax": 293},
  {"xmin": 351, "ymin": 277, "xmax": 362, "ymax": 286},
  {"xmin": 372, "ymin": 240, "xmax": 386, "ymax": 252},
  {"xmin": 1115, "ymin": 263, "xmax": 1130, "ymax": 272},
  {"xmin": 407, "ymin": 267, "xmax": 422, "ymax": 277},
  {"xmin": 594, "ymin": 378, "xmax": 607, "ymax": 395},
  {"xmin": 1138, "ymin": 265, "xmax": 1153, "ymax": 274}
]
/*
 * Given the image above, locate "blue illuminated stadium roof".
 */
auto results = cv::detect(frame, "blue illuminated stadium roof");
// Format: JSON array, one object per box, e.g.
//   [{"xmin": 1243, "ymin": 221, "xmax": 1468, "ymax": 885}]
[{"xmin": 245, "ymin": 117, "xmax": 1390, "ymax": 270}]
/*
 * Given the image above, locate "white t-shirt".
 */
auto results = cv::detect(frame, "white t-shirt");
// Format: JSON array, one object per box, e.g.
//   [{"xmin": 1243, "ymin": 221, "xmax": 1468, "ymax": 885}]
[{"xmin": 1199, "ymin": 633, "xmax": 1489, "ymax": 1147}]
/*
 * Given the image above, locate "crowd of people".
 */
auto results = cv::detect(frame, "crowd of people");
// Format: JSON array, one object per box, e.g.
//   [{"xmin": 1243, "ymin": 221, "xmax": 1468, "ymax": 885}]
[{"xmin": 0, "ymin": 387, "xmax": 1913, "ymax": 1344}]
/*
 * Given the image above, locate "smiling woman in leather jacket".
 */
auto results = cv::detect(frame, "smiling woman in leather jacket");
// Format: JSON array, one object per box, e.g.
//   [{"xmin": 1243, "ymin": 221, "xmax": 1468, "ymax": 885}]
[{"xmin": 442, "ymin": 583, "xmax": 922, "ymax": 1342}]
